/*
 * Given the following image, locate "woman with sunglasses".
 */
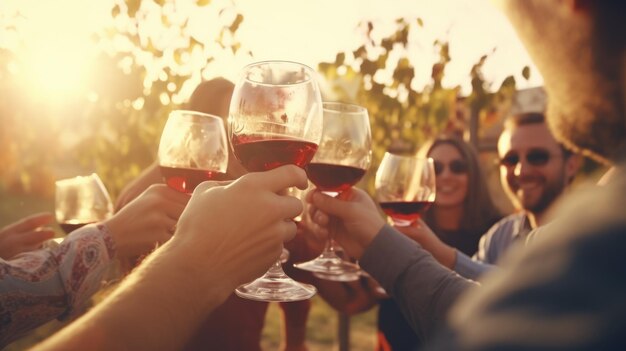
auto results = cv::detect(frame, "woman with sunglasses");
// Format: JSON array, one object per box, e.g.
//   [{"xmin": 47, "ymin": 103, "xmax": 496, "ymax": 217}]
[
  {"xmin": 368, "ymin": 135, "xmax": 502, "ymax": 350},
  {"xmin": 416, "ymin": 135, "xmax": 503, "ymax": 256}
]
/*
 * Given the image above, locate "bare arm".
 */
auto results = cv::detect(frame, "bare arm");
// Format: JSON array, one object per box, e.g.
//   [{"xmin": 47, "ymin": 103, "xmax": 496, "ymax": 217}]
[{"xmin": 32, "ymin": 165, "xmax": 309, "ymax": 351}]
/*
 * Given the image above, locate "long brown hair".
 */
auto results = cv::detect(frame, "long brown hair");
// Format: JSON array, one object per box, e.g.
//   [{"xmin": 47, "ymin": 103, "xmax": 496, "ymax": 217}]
[{"xmin": 418, "ymin": 135, "xmax": 501, "ymax": 238}]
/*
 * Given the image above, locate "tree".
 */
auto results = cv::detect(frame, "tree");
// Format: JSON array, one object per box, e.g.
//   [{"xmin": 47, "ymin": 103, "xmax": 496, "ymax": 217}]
[
  {"xmin": 318, "ymin": 18, "xmax": 523, "ymax": 193},
  {"xmin": 0, "ymin": 0, "xmax": 249, "ymax": 197}
]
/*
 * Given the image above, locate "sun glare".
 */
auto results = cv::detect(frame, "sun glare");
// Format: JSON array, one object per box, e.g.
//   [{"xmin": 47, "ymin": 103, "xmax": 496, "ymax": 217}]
[{"xmin": 7, "ymin": 0, "xmax": 113, "ymax": 101}]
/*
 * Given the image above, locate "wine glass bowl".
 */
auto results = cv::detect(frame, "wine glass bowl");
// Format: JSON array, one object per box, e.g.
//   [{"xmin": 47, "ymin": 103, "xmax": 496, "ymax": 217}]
[
  {"xmin": 158, "ymin": 110, "xmax": 229, "ymax": 194},
  {"xmin": 294, "ymin": 102, "xmax": 371, "ymax": 281},
  {"xmin": 55, "ymin": 173, "xmax": 113, "ymax": 234},
  {"xmin": 375, "ymin": 153, "xmax": 436, "ymax": 227},
  {"xmin": 229, "ymin": 60, "xmax": 323, "ymax": 302}
]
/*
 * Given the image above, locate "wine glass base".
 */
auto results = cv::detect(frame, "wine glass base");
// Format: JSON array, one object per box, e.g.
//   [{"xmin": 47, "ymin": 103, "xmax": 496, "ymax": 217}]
[
  {"xmin": 235, "ymin": 276, "xmax": 316, "ymax": 302},
  {"xmin": 313, "ymin": 270, "xmax": 361, "ymax": 282},
  {"xmin": 294, "ymin": 257, "xmax": 361, "ymax": 282}
]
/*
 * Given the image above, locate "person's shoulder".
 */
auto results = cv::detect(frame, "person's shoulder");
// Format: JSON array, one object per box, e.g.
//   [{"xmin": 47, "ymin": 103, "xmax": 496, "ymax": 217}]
[
  {"xmin": 549, "ymin": 166, "xmax": 626, "ymax": 241},
  {"xmin": 483, "ymin": 213, "xmax": 525, "ymax": 238}
]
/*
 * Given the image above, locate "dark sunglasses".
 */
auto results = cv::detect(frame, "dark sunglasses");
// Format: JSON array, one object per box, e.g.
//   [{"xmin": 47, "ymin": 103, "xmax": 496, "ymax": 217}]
[
  {"xmin": 499, "ymin": 148, "xmax": 554, "ymax": 168},
  {"xmin": 434, "ymin": 159, "xmax": 468, "ymax": 176}
]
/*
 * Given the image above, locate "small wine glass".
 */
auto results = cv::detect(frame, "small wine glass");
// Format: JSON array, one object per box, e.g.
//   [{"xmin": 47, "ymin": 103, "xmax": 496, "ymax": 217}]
[
  {"xmin": 294, "ymin": 102, "xmax": 371, "ymax": 281},
  {"xmin": 158, "ymin": 110, "xmax": 229, "ymax": 194},
  {"xmin": 55, "ymin": 173, "xmax": 113, "ymax": 234},
  {"xmin": 229, "ymin": 60, "xmax": 323, "ymax": 302},
  {"xmin": 375, "ymin": 153, "xmax": 436, "ymax": 227}
]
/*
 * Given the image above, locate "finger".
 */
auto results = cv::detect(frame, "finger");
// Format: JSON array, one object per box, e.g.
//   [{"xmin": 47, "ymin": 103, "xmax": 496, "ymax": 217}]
[
  {"xmin": 272, "ymin": 193, "xmax": 305, "ymax": 221},
  {"xmin": 160, "ymin": 201, "xmax": 189, "ymax": 221},
  {"xmin": 114, "ymin": 191, "xmax": 140, "ymax": 212},
  {"xmin": 314, "ymin": 210, "xmax": 330, "ymax": 226},
  {"xmin": 15, "ymin": 229, "xmax": 56, "ymax": 247},
  {"xmin": 309, "ymin": 190, "xmax": 351, "ymax": 219},
  {"xmin": 160, "ymin": 216, "xmax": 178, "ymax": 234},
  {"xmin": 194, "ymin": 180, "xmax": 233, "ymax": 194},
  {"xmin": 245, "ymin": 165, "xmax": 308, "ymax": 193},
  {"xmin": 152, "ymin": 184, "xmax": 194, "ymax": 203},
  {"xmin": 3, "ymin": 213, "xmax": 55, "ymax": 233},
  {"xmin": 261, "ymin": 219, "xmax": 298, "ymax": 244}
]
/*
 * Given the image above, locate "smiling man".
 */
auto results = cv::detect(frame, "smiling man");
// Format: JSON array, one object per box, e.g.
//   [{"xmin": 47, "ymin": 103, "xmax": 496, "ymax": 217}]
[
  {"xmin": 454, "ymin": 112, "xmax": 582, "ymax": 276},
  {"xmin": 401, "ymin": 112, "xmax": 582, "ymax": 281}
]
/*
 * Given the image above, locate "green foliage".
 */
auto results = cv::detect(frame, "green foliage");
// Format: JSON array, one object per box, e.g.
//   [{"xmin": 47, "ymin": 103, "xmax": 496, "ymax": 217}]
[
  {"xmin": 0, "ymin": 0, "xmax": 247, "ymax": 198},
  {"xmin": 318, "ymin": 18, "xmax": 520, "ymax": 194}
]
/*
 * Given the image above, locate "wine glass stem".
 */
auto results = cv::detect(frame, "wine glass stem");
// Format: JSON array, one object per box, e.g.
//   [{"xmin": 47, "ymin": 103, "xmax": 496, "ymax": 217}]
[
  {"xmin": 266, "ymin": 245, "xmax": 289, "ymax": 279},
  {"xmin": 320, "ymin": 217, "xmax": 340, "ymax": 256}
]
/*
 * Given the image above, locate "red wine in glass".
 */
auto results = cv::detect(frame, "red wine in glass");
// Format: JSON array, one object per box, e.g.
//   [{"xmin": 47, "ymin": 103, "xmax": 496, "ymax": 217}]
[
  {"xmin": 160, "ymin": 166, "xmax": 227, "ymax": 194},
  {"xmin": 379, "ymin": 200, "xmax": 433, "ymax": 225},
  {"xmin": 231, "ymin": 136, "xmax": 318, "ymax": 171},
  {"xmin": 305, "ymin": 163, "xmax": 366, "ymax": 194},
  {"xmin": 60, "ymin": 221, "xmax": 95, "ymax": 234}
]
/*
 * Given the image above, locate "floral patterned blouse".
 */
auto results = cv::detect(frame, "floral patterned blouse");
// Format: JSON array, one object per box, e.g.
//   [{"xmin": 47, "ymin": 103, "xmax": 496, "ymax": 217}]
[{"xmin": 0, "ymin": 224, "xmax": 116, "ymax": 347}]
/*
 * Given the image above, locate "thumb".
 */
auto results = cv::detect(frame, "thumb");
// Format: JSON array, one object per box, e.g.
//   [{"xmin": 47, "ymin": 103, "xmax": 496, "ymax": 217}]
[{"xmin": 309, "ymin": 190, "xmax": 351, "ymax": 219}]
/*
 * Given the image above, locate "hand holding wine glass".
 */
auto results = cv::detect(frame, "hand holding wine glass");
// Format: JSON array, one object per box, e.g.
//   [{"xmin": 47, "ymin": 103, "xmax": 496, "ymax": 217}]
[
  {"xmin": 158, "ymin": 110, "xmax": 228, "ymax": 194},
  {"xmin": 229, "ymin": 60, "xmax": 323, "ymax": 302},
  {"xmin": 375, "ymin": 153, "xmax": 436, "ymax": 227},
  {"xmin": 0, "ymin": 213, "xmax": 56, "ymax": 259},
  {"xmin": 294, "ymin": 102, "xmax": 371, "ymax": 281},
  {"xmin": 55, "ymin": 173, "xmax": 113, "ymax": 234}
]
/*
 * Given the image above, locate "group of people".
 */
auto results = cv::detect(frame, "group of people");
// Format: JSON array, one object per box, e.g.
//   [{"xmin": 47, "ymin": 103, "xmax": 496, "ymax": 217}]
[{"xmin": 1, "ymin": 0, "xmax": 625, "ymax": 350}]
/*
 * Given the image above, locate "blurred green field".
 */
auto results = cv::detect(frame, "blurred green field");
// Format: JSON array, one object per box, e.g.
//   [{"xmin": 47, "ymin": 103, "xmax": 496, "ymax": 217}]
[{"xmin": 1, "ymin": 192, "xmax": 378, "ymax": 350}]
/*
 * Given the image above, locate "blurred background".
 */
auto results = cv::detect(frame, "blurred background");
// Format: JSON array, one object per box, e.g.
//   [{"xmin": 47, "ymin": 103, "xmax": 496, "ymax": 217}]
[{"xmin": 1, "ymin": 0, "xmax": 587, "ymax": 349}]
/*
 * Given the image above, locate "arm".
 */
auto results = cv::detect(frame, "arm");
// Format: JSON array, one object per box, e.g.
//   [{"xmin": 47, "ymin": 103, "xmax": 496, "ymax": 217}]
[
  {"xmin": 0, "ymin": 224, "xmax": 115, "ymax": 346},
  {"xmin": 395, "ymin": 221, "xmax": 496, "ymax": 281},
  {"xmin": 31, "ymin": 165, "xmax": 309, "ymax": 351},
  {"xmin": 0, "ymin": 185, "xmax": 188, "ymax": 347},
  {"xmin": 360, "ymin": 225, "xmax": 475, "ymax": 342},
  {"xmin": 307, "ymin": 189, "xmax": 476, "ymax": 342}
]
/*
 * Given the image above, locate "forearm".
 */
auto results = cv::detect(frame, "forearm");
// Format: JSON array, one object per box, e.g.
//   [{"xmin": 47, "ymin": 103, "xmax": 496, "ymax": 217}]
[
  {"xmin": 360, "ymin": 225, "xmax": 476, "ymax": 342},
  {"xmin": 0, "ymin": 225, "xmax": 115, "ymax": 347},
  {"xmin": 454, "ymin": 251, "xmax": 495, "ymax": 280},
  {"xmin": 32, "ymin": 240, "xmax": 231, "ymax": 351}
]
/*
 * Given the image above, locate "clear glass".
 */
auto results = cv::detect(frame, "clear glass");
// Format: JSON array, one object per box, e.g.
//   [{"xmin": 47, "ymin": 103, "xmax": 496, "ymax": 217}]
[
  {"xmin": 375, "ymin": 153, "xmax": 436, "ymax": 227},
  {"xmin": 229, "ymin": 60, "xmax": 323, "ymax": 302},
  {"xmin": 294, "ymin": 102, "xmax": 371, "ymax": 281},
  {"xmin": 55, "ymin": 173, "xmax": 113, "ymax": 235},
  {"xmin": 158, "ymin": 110, "xmax": 229, "ymax": 194}
]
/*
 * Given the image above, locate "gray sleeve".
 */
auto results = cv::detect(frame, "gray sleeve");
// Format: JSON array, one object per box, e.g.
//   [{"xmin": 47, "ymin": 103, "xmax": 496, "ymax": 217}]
[
  {"xmin": 360, "ymin": 224, "xmax": 475, "ymax": 342},
  {"xmin": 453, "ymin": 250, "xmax": 495, "ymax": 280}
]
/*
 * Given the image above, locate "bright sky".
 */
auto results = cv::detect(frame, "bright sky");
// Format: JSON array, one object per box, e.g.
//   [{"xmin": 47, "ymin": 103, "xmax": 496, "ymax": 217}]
[
  {"xmin": 232, "ymin": 0, "xmax": 543, "ymax": 94},
  {"xmin": 1, "ymin": 0, "xmax": 542, "ymax": 100}
]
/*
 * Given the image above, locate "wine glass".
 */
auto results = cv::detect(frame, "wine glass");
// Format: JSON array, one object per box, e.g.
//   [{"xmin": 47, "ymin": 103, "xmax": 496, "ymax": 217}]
[
  {"xmin": 55, "ymin": 173, "xmax": 113, "ymax": 234},
  {"xmin": 158, "ymin": 110, "xmax": 229, "ymax": 194},
  {"xmin": 280, "ymin": 185, "xmax": 309, "ymax": 264},
  {"xmin": 229, "ymin": 60, "xmax": 323, "ymax": 302},
  {"xmin": 294, "ymin": 102, "xmax": 371, "ymax": 281},
  {"xmin": 375, "ymin": 153, "xmax": 436, "ymax": 227}
]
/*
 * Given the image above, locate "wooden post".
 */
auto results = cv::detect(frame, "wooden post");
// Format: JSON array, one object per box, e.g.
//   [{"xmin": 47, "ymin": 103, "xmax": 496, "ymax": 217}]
[{"xmin": 338, "ymin": 312, "xmax": 350, "ymax": 351}]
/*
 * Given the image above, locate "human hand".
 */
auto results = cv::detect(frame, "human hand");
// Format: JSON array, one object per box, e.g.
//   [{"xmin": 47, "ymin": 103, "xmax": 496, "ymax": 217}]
[
  {"xmin": 171, "ymin": 165, "xmax": 308, "ymax": 297},
  {"xmin": 306, "ymin": 188, "xmax": 385, "ymax": 260},
  {"xmin": 105, "ymin": 184, "xmax": 190, "ymax": 259},
  {"xmin": 395, "ymin": 219, "xmax": 456, "ymax": 269},
  {"xmin": 0, "ymin": 212, "xmax": 56, "ymax": 259},
  {"xmin": 115, "ymin": 163, "xmax": 163, "ymax": 211}
]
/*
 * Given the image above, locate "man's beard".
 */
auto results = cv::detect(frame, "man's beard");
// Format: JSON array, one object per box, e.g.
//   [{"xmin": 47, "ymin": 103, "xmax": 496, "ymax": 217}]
[{"xmin": 520, "ymin": 175, "xmax": 566, "ymax": 215}]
